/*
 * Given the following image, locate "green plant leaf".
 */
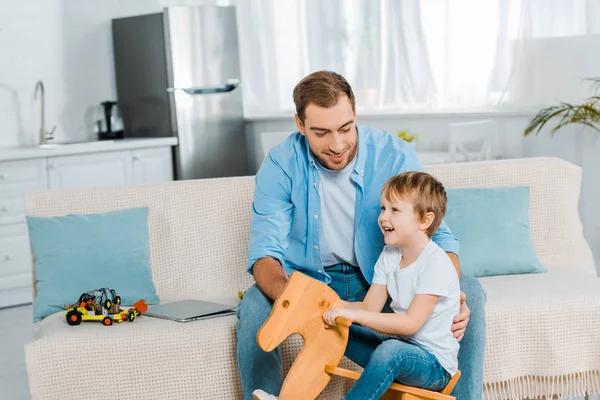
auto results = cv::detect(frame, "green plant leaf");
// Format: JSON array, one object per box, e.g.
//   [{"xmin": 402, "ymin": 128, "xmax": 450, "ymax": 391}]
[{"xmin": 524, "ymin": 76, "xmax": 600, "ymax": 136}]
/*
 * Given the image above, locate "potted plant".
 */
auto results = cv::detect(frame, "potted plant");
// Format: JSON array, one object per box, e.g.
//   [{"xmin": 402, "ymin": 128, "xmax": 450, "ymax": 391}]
[
  {"xmin": 397, "ymin": 130, "xmax": 420, "ymax": 143},
  {"xmin": 524, "ymin": 77, "xmax": 600, "ymax": 136}
]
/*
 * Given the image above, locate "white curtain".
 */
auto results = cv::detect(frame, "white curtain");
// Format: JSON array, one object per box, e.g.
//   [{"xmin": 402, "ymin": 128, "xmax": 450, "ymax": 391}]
[{"xmin": 234, "ymin": 0, "xmax": 600, "ymax": 115}]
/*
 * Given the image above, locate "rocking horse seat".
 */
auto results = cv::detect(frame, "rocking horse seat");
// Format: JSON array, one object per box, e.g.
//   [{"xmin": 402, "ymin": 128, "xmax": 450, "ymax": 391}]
[{"xmin": 324, "ymin": 365, "xmax": 461, "ymax": 400}]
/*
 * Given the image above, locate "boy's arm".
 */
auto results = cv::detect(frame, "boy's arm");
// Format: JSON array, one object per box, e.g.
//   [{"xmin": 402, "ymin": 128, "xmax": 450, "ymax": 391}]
[
  {"xmin": 343, "ymin": 283, "xmax": 388, "ymax": 312},
  {"xmin": 247, "ymin": 154, "xmax": 293, "ymax": 300},
  {"xmin": 327, "ymin": 294, "xmax": 439, "ymax": 336}
]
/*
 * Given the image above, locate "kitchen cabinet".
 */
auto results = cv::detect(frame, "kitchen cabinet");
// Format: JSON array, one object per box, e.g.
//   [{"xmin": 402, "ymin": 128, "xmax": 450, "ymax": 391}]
[
  {"xmin": 0, "ymin": 159, "xmax": 47, "ymax": 308},
  {"xmin": 0, "ymin": 142, "xmax": 175, "ymax": 308},
  {"xmin": 48, "ymin": 151, "xmax": 133, "ymax": 189},
  {"xmin": 0, "ymin": 224, "xmax": 32, "ymax": 307},
  {"xmin": 132, "ymin": 147, "xmax": 174, "ymax": 185}
]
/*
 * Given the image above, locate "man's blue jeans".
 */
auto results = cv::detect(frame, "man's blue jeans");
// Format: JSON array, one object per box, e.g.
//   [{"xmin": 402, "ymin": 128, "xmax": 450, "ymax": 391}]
[{"xmin": 236, "ymin": 264, "xmax": 486, "ymax": 399}]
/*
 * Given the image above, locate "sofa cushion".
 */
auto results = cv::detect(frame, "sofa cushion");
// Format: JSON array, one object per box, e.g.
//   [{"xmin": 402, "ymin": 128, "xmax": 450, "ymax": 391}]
[
  {"xmin": 444, "ymin": 186, "xmax": 546, "ymax": 277},
  {"xmin": 26, "ymin": 207, "xmax": 159, "ymax": 322}
]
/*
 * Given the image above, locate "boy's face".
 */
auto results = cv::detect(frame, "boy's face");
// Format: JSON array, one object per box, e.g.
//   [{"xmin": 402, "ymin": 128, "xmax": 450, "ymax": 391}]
[
  {"xmin": 378, "ymin": 194, "xmax": 432, "ymax": 246},
  {"xmin": 295, "ymin": 95, "xmax": 358, "ymax": 171}
]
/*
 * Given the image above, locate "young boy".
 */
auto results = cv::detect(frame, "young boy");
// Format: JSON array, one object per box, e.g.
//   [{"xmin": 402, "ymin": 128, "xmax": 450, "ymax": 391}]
[{"xmin": 253, "ymin": 171, "xmax": 460, "ymax": 399}]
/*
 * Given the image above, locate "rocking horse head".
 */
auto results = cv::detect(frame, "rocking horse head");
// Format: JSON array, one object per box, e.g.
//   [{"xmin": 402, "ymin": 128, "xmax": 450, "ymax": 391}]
[
  {"xmin": 257, "ymin": 271, "xmax": 349, "ymax": 351},
  {"xmin": 256, "ymin": 271, "xmax": 352, "ymax": 400}
]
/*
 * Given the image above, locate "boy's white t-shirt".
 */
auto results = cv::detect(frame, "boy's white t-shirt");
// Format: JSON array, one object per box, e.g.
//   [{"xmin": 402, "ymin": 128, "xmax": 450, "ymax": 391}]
[{"xmin": 372, "ymin": 240, "xmax": 460, "ymax": 375}]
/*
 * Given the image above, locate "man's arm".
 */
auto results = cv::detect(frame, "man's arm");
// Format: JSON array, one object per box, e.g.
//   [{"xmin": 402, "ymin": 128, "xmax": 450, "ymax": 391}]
[
  {"xmin": 253, "ymin": 257, "xmax": 288, "ymax": 301},
  {"xmin": 247, "ymin": 154, "xmax": 293, "ymax": 301},
  {"xmin": 446, "ymin": 251, "xmax": 470, "ymax": 341},
  {"xmin": 446, "ymin": 251, "xmax": 461, "ymax": 279}
]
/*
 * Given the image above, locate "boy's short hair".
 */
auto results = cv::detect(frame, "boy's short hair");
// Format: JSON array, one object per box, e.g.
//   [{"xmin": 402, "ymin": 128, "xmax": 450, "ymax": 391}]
[
  {"xmin": 382, "ymin": 171, "xmax": 447, "ymax": 238},
  {"xmin": 293, "ymin": 71, "xmax": 356, "ymax": 123}
]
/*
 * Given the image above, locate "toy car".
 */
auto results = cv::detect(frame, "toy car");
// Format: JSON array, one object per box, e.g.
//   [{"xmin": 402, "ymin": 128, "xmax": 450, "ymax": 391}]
[{"xmin": 65, "ymin": 287, "xmax": 148, "ymax": 326}]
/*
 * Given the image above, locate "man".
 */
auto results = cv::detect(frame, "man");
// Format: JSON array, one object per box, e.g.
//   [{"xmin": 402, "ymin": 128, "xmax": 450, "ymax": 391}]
[{"xmin": 237, "ymin": 71, "xmax": 486, "ymax": 399}]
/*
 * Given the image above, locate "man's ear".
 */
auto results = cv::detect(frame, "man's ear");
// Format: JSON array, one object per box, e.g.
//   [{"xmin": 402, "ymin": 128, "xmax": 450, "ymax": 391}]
[
  {"xmin": 420, "ymin": 212, "xmax": 435, "ymax": 232},
  {"xmin": 295, "ymin": 114, "xmax": 305, "ymax": 136}
]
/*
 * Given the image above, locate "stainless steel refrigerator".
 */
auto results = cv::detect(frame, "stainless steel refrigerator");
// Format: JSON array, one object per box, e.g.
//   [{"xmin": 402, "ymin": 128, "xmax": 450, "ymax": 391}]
[{"xmin": 112, "ymin": 6, "xmax": 248, "ymax": 180}]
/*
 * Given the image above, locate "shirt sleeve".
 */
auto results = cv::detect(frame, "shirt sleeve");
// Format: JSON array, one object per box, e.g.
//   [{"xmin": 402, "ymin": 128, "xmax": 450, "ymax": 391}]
[
  {"xmin": 396, "ymin": 144, "xmax": 461, "ymax": 256},
  {"xmin": 246, "ymin": 153, "xmax": 293, "ymax": 275},
  {"xmin": 371, "ymin": 248, "xmax": 390, "ymax": 285},
  {"xmin": 415, "ymin": 250, "xmax": 456, "ymax": 297}
]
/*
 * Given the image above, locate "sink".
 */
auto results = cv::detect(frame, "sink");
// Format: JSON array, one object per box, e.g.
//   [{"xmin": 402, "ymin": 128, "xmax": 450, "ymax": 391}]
[{"xmin": 34, "ymin": 140, "xmax": 116, "ymax": 149}]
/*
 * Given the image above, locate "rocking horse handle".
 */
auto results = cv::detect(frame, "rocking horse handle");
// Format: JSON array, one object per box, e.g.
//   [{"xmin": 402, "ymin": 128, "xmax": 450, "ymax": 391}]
[{"xmin": 335, "ymin": 317, "xmax": 352, "ymax": 327}]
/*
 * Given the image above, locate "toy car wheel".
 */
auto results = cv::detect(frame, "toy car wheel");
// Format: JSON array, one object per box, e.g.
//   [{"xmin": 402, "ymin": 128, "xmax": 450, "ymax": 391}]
[
  {"xmin": 115, "ymin": 296, "xmax": 121, "ymax": 305},
  {"xmin": 66, "ymin": 310, "xmax": 82, "ymax": 326},
  {"xmin": 127, "ymin": 310, "xmax": 135, "ymax": 322},
  {"xmin": 104, "ymin": 300, "xmax": 112, "ymax": 310},
  {"xmin": 102, "ymin": 316, "xmax": 113, "ymax": 326}
]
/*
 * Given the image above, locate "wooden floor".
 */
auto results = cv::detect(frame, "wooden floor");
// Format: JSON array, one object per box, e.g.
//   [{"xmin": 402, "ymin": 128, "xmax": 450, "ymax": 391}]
[{"xmin": 0, "ymin": 304, "xmax": 597, "ymax": 400}]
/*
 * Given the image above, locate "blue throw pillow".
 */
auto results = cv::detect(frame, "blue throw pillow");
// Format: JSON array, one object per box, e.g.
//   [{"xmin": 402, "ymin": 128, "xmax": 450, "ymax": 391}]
[
  {"xmin": 27, "ymin": 207, "xmax": 159, "ymax": 322},
  {"xmin": 444, "ymin": 187, "xmax": 546, "ymax": 277}
]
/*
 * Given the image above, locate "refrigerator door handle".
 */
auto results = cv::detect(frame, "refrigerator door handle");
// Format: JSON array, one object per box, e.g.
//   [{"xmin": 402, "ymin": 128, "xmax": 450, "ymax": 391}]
[{"xmin": 167, "ymin": 78, "xmax": 240, "ymax": 95}]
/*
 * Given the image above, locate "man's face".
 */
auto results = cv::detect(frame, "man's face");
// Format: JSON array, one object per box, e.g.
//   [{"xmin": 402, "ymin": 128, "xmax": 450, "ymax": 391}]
[{"xmin": 295, "ymin": 96, "xmax": 358, "ymax": 171}]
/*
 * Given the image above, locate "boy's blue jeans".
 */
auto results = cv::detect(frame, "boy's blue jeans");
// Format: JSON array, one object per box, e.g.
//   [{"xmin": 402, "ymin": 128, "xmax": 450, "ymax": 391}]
[
  {"xmin": 342, "ymin": 324, "xmax": 450, "ymax": 399},
  {"xmin": 236, "ymin": 264, "xmax": 486, "ymax": 400}
]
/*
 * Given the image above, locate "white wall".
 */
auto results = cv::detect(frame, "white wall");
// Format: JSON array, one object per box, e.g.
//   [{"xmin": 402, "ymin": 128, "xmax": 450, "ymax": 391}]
[{"xmin": 0, "ymin": 0, "xmax": 230, "ymax": 148}]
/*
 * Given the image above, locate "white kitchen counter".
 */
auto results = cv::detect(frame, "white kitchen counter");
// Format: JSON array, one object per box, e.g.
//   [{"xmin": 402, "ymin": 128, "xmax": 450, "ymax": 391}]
[{"xmin": 0, "ymin": 137, "xmax": 178, "ymax": 162}]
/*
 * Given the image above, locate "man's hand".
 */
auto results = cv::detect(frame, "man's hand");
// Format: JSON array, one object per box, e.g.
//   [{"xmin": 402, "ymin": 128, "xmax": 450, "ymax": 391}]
[
  {"xmin": 323, "ymin": 307, "xmax": 354, "ymax": 329},
  {"xmin": 452, "ymin": 291, "xmax": 470, "ymax": 342}
]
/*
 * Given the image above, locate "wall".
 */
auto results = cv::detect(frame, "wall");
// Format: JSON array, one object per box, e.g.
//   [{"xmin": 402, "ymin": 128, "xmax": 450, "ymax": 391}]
[{"xmin": 0, "ymin": 0, "xmax": 230, "ymax": 148}]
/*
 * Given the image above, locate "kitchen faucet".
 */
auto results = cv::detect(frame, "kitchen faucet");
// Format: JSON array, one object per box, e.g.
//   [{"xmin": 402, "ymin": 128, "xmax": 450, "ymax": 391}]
[{"xmin": 34, "ymin": 81, "xmax": 56, "ymax": 145}]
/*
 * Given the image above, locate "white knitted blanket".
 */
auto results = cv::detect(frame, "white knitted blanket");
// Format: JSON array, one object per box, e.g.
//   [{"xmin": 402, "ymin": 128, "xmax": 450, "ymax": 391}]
[{"xmin": 24, "ymin": 157, "xmax": 600, "ymax": 399}]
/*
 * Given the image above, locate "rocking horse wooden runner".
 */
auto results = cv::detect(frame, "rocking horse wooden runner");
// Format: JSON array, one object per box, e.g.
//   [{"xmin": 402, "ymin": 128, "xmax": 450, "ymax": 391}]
[{"xmin": 256, "ymin": 271, "xmax": 461, "ymax": 400}]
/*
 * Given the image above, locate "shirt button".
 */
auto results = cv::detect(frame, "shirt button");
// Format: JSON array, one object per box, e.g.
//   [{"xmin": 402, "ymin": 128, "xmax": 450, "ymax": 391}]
[
  {"xmin": 314, "ymin": 182, "xmax": 317, "ymax": 187},
  {"xmin": 314, "ymin": 214, "xmax": 319, "ymax": 219},
  {"xmin": 318, "ymin": 269, "xmax": 323, "ymax": 273},
  {"xmin": 314, "ymin": 245, "xmax": 319, "ymax": 250}
]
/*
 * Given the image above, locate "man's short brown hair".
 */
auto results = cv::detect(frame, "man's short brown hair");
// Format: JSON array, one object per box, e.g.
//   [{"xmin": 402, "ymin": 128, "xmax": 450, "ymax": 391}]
[
  {"xmin": 381, "ymin": 171, "xmax": 447, "ymax": 238},
  {"xmin": 293, "ymin": 71, "xmax": 356, "ymax": 122}
]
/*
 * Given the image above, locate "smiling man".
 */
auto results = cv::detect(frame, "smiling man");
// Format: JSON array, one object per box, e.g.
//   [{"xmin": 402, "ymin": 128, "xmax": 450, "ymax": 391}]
[{"xmin": 236, "ymin": 71, "xmax": 486, "ymax": 400}]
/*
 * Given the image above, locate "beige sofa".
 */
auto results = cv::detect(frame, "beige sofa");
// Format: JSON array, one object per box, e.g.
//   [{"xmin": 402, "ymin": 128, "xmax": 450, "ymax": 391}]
[{"xmin": 24, "ymin": 157, "xmax": 600, "ymax": 400}]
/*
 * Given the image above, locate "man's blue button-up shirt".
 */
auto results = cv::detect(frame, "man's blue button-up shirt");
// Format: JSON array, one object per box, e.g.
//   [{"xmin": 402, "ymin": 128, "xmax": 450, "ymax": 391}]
[{"xmin": 247, "ymin": 125, "xmax": 460, "ymax": 284}]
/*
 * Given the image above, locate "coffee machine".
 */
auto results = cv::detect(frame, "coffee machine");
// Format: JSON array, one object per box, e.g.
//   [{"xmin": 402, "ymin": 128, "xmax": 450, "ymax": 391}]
[{"xmin": 95, "ymin": 101, "xmax": 124, "ymax": 140}]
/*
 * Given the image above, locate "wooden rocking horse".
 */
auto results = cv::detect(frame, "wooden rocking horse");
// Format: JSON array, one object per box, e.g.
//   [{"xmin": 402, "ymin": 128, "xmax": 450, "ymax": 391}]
[{"xmin": 256, "ymin": 271, "xmax": 461, "ymax": 400}]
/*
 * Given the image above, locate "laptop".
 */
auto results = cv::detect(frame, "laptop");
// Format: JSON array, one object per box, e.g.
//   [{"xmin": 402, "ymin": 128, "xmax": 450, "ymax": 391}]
[{"xmin": 144, "ymin": 299, "xmax": 237, "ymax": 322}]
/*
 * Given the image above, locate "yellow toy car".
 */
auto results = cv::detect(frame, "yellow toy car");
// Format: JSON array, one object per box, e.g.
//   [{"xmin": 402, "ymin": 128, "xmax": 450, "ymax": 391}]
[{"xmin": 65, "ymin": 288, "xmax": 148, "ymax": 326}]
